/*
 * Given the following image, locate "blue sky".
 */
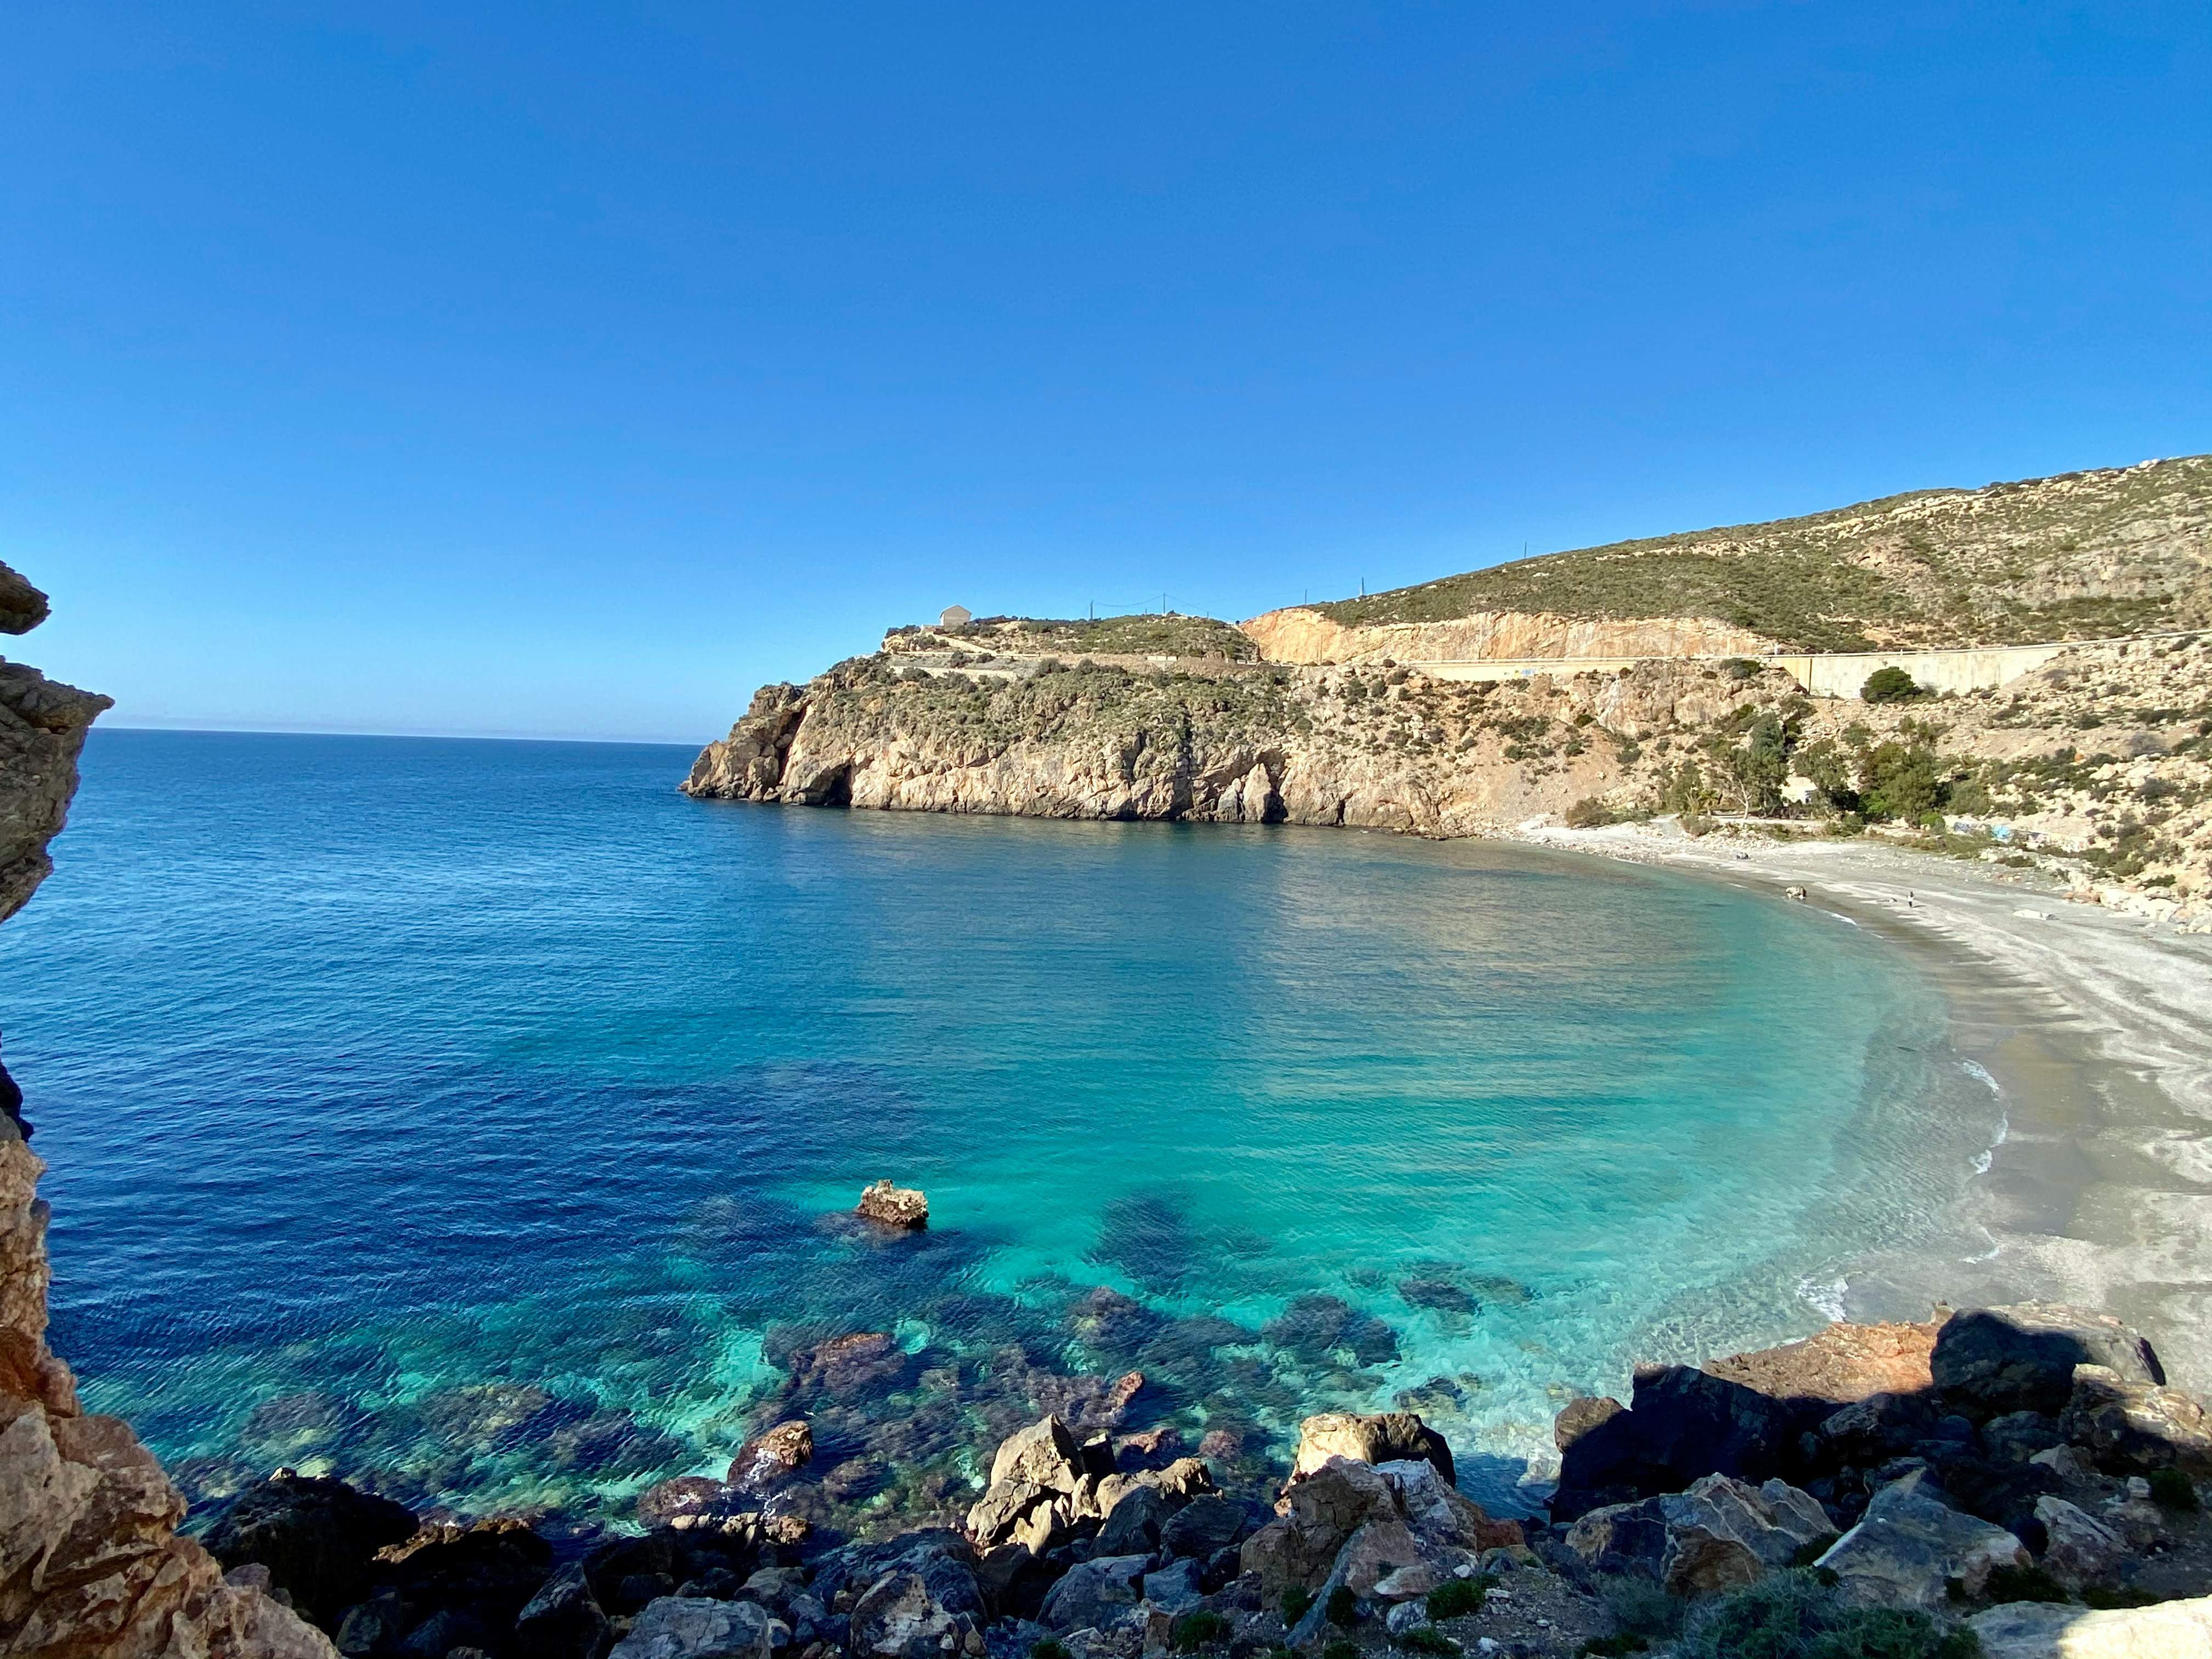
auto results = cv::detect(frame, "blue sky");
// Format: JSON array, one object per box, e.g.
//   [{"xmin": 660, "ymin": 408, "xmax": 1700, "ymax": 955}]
[{"xmin": 5, "ymin": 4, "xmax": 2208, "ymax": 743}]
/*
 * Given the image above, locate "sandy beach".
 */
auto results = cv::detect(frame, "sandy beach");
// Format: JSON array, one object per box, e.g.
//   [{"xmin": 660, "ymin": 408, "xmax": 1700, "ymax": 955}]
[{"xmin": 1513, "ymin": 817, "xmax": 2212, "ymax": 1392}]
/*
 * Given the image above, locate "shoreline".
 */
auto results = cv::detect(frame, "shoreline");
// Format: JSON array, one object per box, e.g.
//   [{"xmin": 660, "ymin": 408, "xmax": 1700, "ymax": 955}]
[{"xmin": 1505, "ymin": 816, "xmax": 2212, "ymax": 1393}]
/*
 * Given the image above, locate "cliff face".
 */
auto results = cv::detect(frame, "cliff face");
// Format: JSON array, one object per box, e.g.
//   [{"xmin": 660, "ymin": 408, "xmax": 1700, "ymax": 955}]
[
  {"xmin": 688, "ymin": 630, "xmax": 2212, "ymax": 904},
  {"xmin": 1238, "ymin": 607, "xmax": 1777, "ymax": 667},
  {"xmin": 683, "ymin": 654, "xmax": 1791, "ymax": 836},
  {"xmin": 0, "ymin": 565, "xmax": 336, "ymax": 1658}
]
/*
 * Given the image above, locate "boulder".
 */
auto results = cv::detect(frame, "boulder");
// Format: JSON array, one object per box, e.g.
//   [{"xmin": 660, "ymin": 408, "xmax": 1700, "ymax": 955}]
[
  {"xmin": 1932, "ymin": 1305, "xmax": 2164, "ymax": 1419},
  {"xmin": 1551, "ymin": 1365, "xmax": 1802, "ymax": 1521},
  {"xmin": 1157, "ymin": 1496, "xmax": 1248, "ymax": 1560},
  {"xmin": 850, "ymin": 1568, "xmax": 981, "ymax": 1659},
  {"xmin": 1970, "ymin": 1592, "xmax": 2212, "ymax": 1658},
  {"xmin": 1291, "ymin": 1412, "xmax": 1454, "ymax": 1483},
  {"xmin": 2058, "ymin": 1364, "xmax": 2212, "ymax": 1475},
  {"xmin": 729, "ymin": 1420, "xmax": 814, "ymax": 1490},
  {"xmin": 967, "ymin": 1479, "xmax": 1054, "ymax": 1549},
  {"xmin": 1815, "ymin": 1470, "xmax": 2030, "ymax": 1609},
  {"xmin": 1139, "ymin": 1558, "xmax": 1205, "ymax": 1615},
  {"xmin": 371, "ymin": 1516, "xmax": 554, "ymax": 1628},
  {"xmin": 857, "ymin": 1181, "xmax": 929, "ymax": 1230},
  {"xmin": 1094, "ymin": 1485, "xmax": 1180, "ymax": 1556},
  {"xmin": 515, "ymin": 1561, "xmax": 615, "ymax": 1659},
  {"xmin": 202, "ymin": 1474, "xmax": 419, "ymax": 1626},
  {"xmin": 1984, "ymin": 1412, "xmax": 2067, "ymax": 1464},
  {"xmin": 1038, "ymin": 1555, "xmax": 1149, "ymax": 1633},
  {"xmin": 1563, "ymin": 1475, "xmax": 1834, "ymax": 1596},
  {"xmin": 991, "ymin": 1417, "xmax": 1085, "ymax": 1493},
  {"xmin": 2033, "ymin": 1497, "xmax": 2125, "ymax": 1594},
  {"xmin": 1374, "ymin": 1459, "xmax": 1495, "ymax": 1553},
  {"xmin": 610, "ymin": 1596, "xmax": 781, "ymax": 1659}
]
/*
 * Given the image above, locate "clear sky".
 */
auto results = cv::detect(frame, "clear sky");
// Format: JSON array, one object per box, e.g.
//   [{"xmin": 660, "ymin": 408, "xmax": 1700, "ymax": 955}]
[{"xmin": 5, "ymin": 4, "xmax": 2208, "ymax": 743}]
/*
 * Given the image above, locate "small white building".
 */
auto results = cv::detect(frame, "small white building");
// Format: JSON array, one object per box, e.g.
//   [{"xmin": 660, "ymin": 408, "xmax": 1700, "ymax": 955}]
[{"xmin": 939, "ymin": 605, "xmax": 972, "ymax": 628}]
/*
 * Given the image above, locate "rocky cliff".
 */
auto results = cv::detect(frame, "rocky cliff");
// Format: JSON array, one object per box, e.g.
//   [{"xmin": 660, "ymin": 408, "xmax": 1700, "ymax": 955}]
[
  {"xmin": 1237, "ymin": 607, "xmax": 1777, "ymax": 668},
  {"xmin": 0, "ymin": 564, "xmax": 336, "ymax": 1657},
  {"xmin": 686, "ymin": 629, "xmax": 2212, "ymax": 905}
]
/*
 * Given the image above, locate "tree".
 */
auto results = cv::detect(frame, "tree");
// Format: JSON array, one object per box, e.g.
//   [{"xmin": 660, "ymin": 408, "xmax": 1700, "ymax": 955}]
[
  {"xmin": 1861, "ymin": 666, "xmax": 1923, "ymax": 704},
  {"xmin": 1860, "ymin": 739, "xmax": 1944, "ymax": 821}
]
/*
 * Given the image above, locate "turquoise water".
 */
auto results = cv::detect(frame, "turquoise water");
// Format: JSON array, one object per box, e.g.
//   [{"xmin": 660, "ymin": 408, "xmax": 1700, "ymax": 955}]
[{"xmin": 3, "ymin": 730, "xmax": 2000, "ymax": 1525}]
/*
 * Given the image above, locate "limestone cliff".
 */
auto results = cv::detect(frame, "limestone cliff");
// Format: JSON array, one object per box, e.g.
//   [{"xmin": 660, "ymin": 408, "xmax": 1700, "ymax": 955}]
[
  {"xmin": 688, "ymin": 629, "xmax": 2212, "ymax": 906},
  {"xmin": 0, "ymin": 563, "xmax": 335, "ymax": 1658},
  {"xmin": 683, "ymin": 654, "xmax": 1797, "ymax": 836}
]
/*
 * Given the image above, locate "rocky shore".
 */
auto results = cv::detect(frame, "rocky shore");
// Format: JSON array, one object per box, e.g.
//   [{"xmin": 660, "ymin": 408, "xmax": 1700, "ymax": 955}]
[{"xmin": 170, "ymin": 1301, "xmax": 2212, "ymax": 1658}]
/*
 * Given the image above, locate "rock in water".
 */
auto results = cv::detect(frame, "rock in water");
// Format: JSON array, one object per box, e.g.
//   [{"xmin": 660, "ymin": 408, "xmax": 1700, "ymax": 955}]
[
  {"xmin": 857, "ymin": 1180, "xmax": 929, "ymax": 1230},
  {"xmin": 1291, "ymin": 1411, "xmax": 1455, "ymax": 1483},
  {"xmin": 202, "ymin": 1472, "xmax": 418, "ymax": 1626},
  {"xmin": 729, "ymin": 1418, "xmax": 814, "ymax": 1489}
]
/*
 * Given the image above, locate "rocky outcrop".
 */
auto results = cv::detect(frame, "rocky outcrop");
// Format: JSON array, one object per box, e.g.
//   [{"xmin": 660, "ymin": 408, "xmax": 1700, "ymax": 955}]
[
  {"xmin": 0, "ymin": 563, "xmax": 337, "ymax": 1656},
  {"xmin": 855, "ymin": 1181, "xmax": 927, "ymax": 1231},
  {"xmin": 1288, "ymin": 1412, "xmax": 1454, "ymax": 1485}
]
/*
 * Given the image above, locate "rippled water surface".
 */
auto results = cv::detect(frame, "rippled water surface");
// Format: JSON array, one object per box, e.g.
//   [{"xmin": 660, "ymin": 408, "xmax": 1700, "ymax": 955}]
[{"xmin": 5, "ymin": 730, "xmax": 1999, "ymax": 1522}]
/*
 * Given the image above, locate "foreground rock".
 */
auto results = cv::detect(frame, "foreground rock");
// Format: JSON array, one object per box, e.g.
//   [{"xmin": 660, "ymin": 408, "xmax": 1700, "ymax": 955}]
[
  {"xmin": 1564, "ymin": 1473, "xmax": 1837, "ymax": 1594},
  {"xmin": 1814, "ymin": 1469, "xmax": 2030, "ymax": 1608},
  {"xmin": 1971, "ymin": 1591, "xmax": 2212, "ymax": 1657},
  {"xmin": 856, "ymin": 1181, "xmax": 928, "ymax": 1230}
]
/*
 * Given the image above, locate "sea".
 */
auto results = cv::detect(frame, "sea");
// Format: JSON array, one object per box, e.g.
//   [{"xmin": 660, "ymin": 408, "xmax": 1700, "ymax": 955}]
[{"xmin": 1, "ymin": 729, "xmax": 2005, "ymax": 1523}]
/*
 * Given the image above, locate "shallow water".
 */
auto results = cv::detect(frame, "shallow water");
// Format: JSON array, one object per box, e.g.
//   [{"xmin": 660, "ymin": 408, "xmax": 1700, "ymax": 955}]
[{"xmin": 4, "ymin": 730, "xmax": 2002, "ymax": 1522}]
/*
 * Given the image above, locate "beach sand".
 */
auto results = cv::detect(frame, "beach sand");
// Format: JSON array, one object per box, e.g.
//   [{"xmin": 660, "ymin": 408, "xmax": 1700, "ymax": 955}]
[{"xmin": 1516, "ymin": 819, "xmax": 2212, "ymax": 1392}]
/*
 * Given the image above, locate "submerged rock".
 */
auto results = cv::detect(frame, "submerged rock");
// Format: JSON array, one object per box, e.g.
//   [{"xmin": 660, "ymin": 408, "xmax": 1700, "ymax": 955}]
[{"xmin": 729, "ymin": 1419, "xmax": 814, "ymax": 1490}]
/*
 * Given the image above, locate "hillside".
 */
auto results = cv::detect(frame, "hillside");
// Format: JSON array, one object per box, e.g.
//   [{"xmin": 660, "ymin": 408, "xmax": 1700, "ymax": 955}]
[{"xmin": 1305, "ymin": 454, "xmax": 2212, "ymax": 652}]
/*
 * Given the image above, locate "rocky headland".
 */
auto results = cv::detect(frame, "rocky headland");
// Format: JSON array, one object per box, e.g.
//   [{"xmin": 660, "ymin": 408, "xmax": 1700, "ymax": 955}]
[{"xmin": 683, "ymin": 458, "xmax": 2212, "ymax": 911}]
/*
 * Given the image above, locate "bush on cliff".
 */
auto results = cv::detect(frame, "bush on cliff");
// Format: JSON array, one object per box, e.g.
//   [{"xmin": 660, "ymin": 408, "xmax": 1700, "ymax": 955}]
[{"xmin": 1679, "ymin": 1572, "xmax": 1979, "ymax": 1659}]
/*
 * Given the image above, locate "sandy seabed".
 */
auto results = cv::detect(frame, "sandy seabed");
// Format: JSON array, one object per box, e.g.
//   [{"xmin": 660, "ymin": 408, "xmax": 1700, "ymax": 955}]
[{"xmin": 1513, "ymin": 818, "xmax": 2212, "ymax": 1393}]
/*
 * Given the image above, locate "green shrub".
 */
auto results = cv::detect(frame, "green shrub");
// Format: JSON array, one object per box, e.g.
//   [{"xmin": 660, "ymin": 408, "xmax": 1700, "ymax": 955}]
[
  {"xmin": 1396, "ymin": 1629, "xmax": 1456, "ymax": 1654},
  {"xmin": 1722, "ymin": 657, "xmax": 1760, "ymax": 680},
  {"xmin": 2083, "ymin": 1586, "xmax": 2158, "ymax": 1609},
  {"xmin": 1326, "ymin": 1585, "xmax": 1360, "ymax": 1628},
  {"xmin": 1680, "ymin": 811, "xmax": 1716, "ymax": 837},
  {"xmin": 1031, "ymin": 1643, "xmax": 1071, "ymax": 1659},
  {"xmin": 1581, "ymin": 1638, "xmax": 1651, "ymax": 1657},
  {"xmin": 1983, "ymin": 1563, "xmax": 2069, "ymax": 1604},
  {"xmin": 1600, "ymin": 1576, "xmax": 1682, "ymax": 1640},
  {"xmin": 1426, "ymin": 1577, "xmax": 1489, "ymax": 1620},
  {"xmin": 1680, "ymin": 1572, "xmax": 1979, "ymax": 1659},
  {"xmin": 1172, "ymin": 1611, "xmax": 1233, "ymax": 1651},
  {"xmin": 1862, "ymin": 667, "xmax": 1924, "ymax": 704},
  {"xmin": 1281, "ymin": 1587, "xmax": 1314, "ymax": 1626},
  {"xmin": 1564, "ymin": 796, "xmax": 1620, "ymax": 829},
  {"xmin": 1323, "ymin": 1643, "xmax": 1361, "ymax": 1659},
  {"xmin": 2149, "ymin": 1468, "xmax": 2200, "ymax": 1511}
]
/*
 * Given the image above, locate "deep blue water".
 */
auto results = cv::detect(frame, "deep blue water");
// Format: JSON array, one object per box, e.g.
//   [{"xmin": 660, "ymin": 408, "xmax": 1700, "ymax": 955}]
[{"xmin": 2, "ymin": 730, "xmax": 2000, "ymax": 1523}]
